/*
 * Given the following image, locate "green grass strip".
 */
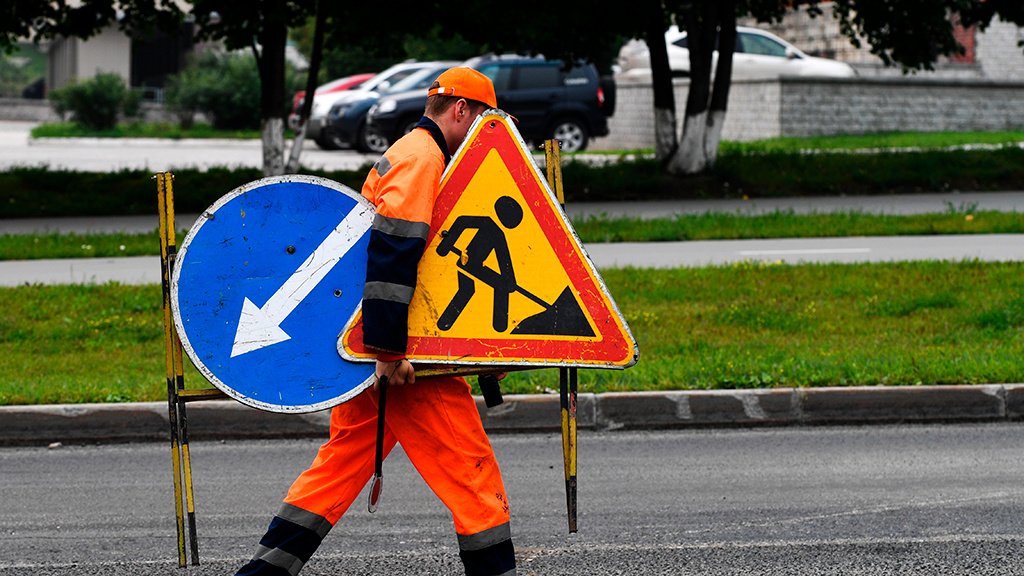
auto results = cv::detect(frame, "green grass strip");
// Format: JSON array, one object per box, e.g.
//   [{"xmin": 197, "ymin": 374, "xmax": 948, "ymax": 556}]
[
  {"xmin": 571, "ymin": 209, "xmax": 1021, "ymax": 243},
  {"xmin": 720, "ymin": 130, "xmax": 1024, "ymax": 154},
  {"xmin": 2, "ymin": 209, "xmax": 1020, "ymax": 260},
  {"xmin": 2, "ymin": 261, "xmax": 1022, "ymax": 405},
  {"xmin": 30, "ymin": 122, "xmax": 265, "ymax": 140}
]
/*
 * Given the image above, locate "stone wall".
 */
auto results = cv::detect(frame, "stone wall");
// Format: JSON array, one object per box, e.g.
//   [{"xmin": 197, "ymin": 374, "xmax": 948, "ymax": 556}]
[
  {"xmin": 779, "ymin": 77, "xmax": 1024, "ymax": 136},
  {"xmin": 591, "ymin": 76, "xmax": 1024, "ymax": 150}
]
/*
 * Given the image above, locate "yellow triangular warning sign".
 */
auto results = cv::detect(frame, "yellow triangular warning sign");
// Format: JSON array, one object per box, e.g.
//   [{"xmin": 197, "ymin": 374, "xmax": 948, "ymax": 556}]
[{"xmin": 340, "ymin": 111, "xmax": 637, "ymax": 369}]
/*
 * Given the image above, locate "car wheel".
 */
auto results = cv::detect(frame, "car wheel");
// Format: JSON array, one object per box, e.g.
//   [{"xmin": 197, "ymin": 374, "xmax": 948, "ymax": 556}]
[
  {"xmin": 549, "ymin": 119, "xmax": 589, "ymax": 153},
  {"xmin": 356, "ymin": 123, "xmax": 389, "ymax": 154}
]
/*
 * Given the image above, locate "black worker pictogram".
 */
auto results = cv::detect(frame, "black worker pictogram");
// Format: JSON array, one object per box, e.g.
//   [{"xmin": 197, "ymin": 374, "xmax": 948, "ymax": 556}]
[{"xmin": 435, "ymin": 196, "xmax": 595, "ymax": 337}]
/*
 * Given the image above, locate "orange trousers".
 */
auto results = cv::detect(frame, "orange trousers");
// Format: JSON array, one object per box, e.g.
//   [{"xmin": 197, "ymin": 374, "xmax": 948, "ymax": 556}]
[
  {"xmin": 235, "ymin": 376, "xmax": 515, "ymax": 576},
  {"xmin": 285, "ymin": 375, "xmax": 510, "ymax": 532}
]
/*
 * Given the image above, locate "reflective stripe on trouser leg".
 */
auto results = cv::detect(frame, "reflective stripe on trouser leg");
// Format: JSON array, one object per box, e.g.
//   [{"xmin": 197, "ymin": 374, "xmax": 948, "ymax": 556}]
[
  {"xmin": 386, "ymin": 376, "xmax": 516, "ymax": 575},
  {"xmin": 237, "ymin": 390, "xmax": 398, "ymax": 575},
  {"xmin": 234, "ymin": 503, "xmax": 332, "ymax": 576},
  {"xmin": 458, "ymin": 522, "xmax": 517, "ymax": 576}
]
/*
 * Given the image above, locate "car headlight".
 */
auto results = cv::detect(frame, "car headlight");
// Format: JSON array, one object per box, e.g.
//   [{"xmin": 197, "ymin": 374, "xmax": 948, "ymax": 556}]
[
  {"xmin": 329, "ymin": 104, "xmax": 350, "ymax": 120},
  {"xmin": 376, "ymin": 100, "xmax": 397, "ymax": 114}
]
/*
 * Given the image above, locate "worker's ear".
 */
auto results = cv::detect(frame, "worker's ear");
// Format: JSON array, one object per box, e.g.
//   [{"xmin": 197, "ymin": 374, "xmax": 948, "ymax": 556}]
[{"xmin": 455, "ymin": 98, "xmax": 471, "ymax": 120}]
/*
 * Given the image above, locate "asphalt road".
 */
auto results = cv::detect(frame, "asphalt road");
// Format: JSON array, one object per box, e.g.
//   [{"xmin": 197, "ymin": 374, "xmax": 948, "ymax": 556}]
[{"xmin": 4, "ymin": 424, "xmax": 1024, "ymax": 575}]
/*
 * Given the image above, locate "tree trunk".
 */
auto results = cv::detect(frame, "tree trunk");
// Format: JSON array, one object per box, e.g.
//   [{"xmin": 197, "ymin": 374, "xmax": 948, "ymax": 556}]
[
  {"xmin": 644, "ymin": 0, "xmax": 676, "ymax": 162},
  {"xmin": 703, "ymin": 1, "xmax": 736, "ymax": 169},
  {"xmin": 668, "ymin": 2, "xmax": 717, "ymax": 175},
  {"xmin": 285, "ymin": 0, "xmax": 326, "ymax": 174},
  {"xmin": 257, "ymin": 3, "xmax": 288, "ymax": 176}
]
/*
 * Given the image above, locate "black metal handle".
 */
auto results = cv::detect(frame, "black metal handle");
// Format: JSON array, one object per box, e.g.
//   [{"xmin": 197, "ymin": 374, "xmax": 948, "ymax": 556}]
[{"xmin": 479, "ymin": 373, "xmax": 503, "ymax": 408}]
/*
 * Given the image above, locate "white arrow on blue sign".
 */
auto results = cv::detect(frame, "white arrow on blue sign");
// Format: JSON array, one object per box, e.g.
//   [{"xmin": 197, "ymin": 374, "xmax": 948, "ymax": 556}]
[{"xmin": 172, "ymin": 175, "xmax": 376, "ymax": 413}]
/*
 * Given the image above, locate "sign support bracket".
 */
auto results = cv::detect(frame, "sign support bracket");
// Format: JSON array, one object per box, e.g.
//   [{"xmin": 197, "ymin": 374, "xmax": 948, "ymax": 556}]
[
  {"xmin": 156, "ymin": 171, "xmax": 227, "ymax": 567},
  {"xmin": 546, "ymin": 140, "xmax": 578, "ymax": 534}
]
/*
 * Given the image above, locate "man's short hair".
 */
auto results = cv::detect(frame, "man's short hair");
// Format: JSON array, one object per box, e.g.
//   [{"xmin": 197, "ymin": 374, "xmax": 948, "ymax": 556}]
[{"xmin": 424, "ymin": 94, "xmax": 488, "ymax": 118}]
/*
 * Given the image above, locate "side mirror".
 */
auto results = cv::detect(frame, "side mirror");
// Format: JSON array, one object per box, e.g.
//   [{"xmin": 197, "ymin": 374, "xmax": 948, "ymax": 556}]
[{"xmin": 785, "ymin": 47, "xmax": 799, "ymax": 60}]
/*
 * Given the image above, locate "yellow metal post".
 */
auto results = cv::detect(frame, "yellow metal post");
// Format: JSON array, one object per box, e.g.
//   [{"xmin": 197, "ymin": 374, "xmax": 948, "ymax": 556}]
[
  {"xmin": 157, "ymin": 172, "xmax": 201, "ymax": 565},
  {"xmin": 157, "ymin": 172, "xmax": 188, "ymax": 567},
  {"xmin": 545, "ymin": 140, "xmax": 577, "ymax": 533}
]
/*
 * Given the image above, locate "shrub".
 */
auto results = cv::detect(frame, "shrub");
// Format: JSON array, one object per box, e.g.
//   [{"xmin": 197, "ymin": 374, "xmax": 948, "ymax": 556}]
[
  {"xmin": 166, "ymin": 51, "xmax": 262, "ymax": 131},
  {"xmin": 48, "ymin": 72, "xmax": 141, "ymax": 131},
  {"xmin": 166, "ymin": 50, "xmax": 303, "ymax": 131}
]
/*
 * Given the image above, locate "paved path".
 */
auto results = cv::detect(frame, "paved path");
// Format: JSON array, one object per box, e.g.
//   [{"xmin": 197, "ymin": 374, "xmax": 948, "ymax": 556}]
[
  {"xmin": 3, "ymin": 190, "xmax": 1024, "ymax": 236},
  {"xmin": 1, "ymin": 234, "xmax": 1020, "ymax": 286}
]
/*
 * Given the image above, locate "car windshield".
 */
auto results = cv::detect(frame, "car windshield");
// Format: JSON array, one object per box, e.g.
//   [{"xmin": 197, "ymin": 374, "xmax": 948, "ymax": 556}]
[
  {"xmin": 364, "ymin": 67, "xmax": 420, "ymax": 92},
  {"xmin": 384, "ymin": 66, "xmax": 447, "ymax": 94}
]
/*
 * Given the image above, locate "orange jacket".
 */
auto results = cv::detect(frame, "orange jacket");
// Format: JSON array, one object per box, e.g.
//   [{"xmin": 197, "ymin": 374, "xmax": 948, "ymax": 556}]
[{"xmin": 360, "ymin": 118, "xmax": 449, "ymax": 356}]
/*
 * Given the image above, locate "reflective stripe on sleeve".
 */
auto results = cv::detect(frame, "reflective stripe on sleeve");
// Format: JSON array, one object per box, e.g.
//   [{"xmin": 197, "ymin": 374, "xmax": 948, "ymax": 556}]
[
  {"xmin": 364, "ymin": 281, "xmax": 415, "ymax": 304},
  {"xmin": 372, "ymin": 213, "xmax": 430, "ymax": 240},
  {"xmin": 374, "ymin": 156, "xmax": 393, "ymax": 177}
]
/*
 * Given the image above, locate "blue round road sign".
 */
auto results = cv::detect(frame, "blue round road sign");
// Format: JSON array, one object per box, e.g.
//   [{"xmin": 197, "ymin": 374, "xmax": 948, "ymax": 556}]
[{"xmin": 172, "ymin": 175, "xmax": 376, "ymax": 413}]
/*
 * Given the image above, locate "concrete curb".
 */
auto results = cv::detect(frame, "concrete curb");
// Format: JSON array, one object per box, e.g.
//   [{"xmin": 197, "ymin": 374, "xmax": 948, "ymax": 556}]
[{"xmin": 3, "ymin": 385, "xmax": 1024, "ymax": 446}]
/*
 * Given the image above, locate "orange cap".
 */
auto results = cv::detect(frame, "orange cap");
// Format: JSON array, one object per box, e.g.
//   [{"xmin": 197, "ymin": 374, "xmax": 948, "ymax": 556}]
[{"xmin": 427, "ymin": 67, "xmax": 497, "ymax": 109}]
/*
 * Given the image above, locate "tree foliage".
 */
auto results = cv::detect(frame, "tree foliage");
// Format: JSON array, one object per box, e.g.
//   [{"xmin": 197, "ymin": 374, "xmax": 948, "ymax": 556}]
[{"xmin": 1, "ymin": 0, "xmax": 180, "ymax": 53}]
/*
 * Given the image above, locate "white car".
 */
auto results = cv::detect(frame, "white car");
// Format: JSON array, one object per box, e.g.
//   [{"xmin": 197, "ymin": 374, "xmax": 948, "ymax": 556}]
[
  {"xmin": 305, "ymin": 61, "xmax": 442, "ymax": 147},
  {"xmin": 618, "ymin": 26, "xmax": 857, "ymax": 79}
]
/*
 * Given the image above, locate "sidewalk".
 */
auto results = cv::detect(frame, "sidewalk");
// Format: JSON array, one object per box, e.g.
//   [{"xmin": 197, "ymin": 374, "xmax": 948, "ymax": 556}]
[
  {"xmin": 2, "ymin": 191, "xmax": 1024, "ymax": 235},
  {"xmin": 2, "ymin": 234, "xmax": 1023, "ymax": 286},
  {"xmin": 3, "ymin": 384, "xmax": 1024, "ymax": 446}
]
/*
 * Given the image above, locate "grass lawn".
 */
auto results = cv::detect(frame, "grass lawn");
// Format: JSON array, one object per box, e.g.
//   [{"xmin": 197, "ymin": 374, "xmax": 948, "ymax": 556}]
[
  {"xmin": 2, "ymin": 261, "xmax": 1022, "ymax": 405},
  {"xmin": 30, "ymin": 122, "xmax": 265, "ymax": 140},
  {"xmin": 720, "ymin": 130, "xmax": 1024, "ymax": 154}
]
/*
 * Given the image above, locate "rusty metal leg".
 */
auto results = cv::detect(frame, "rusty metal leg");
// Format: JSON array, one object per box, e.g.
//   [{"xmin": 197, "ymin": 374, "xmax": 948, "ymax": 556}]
[
  {"xmin": 177, "ymin": 395, "xmax": 201, "ymax": 565},
  {"xmin": 157, "ymin": 172, "xmax": 188, "ymax": 567},
  {"xmin": 560, "ymin": 367, "xmax": 578, "ymax": 533}
]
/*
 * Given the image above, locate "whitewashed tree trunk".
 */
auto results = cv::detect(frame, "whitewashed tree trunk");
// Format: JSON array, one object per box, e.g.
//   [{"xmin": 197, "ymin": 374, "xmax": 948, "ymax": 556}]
[
  {"xmin": 670, "ymin": 110, "xmax": 708, "ymax": 174},
  {"xmin": 702, "ymin": 109, "xmax": 727, "ymax": 168},
  {"xmin": 262, "ymin": 117, "xmax": 285, "ymax": 176},
  {"xmin": 653, "ymin": 107, "xmax": 677, "ymax": 162},
  {"xmin": 284, "ymin": 123, "xmax": 306, "ymax": 173}
]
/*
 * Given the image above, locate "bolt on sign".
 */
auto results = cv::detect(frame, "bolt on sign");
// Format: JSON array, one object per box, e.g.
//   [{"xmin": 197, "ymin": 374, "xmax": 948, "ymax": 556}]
[{"xmin": 340, "ymin": 111, "xmax": 638, "ymax": 369}]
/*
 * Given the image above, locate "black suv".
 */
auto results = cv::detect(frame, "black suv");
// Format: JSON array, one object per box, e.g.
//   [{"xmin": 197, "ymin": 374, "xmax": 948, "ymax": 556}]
[{"xmin": 365, "ymin": 55, "xmax": 615, "ymax": 152}]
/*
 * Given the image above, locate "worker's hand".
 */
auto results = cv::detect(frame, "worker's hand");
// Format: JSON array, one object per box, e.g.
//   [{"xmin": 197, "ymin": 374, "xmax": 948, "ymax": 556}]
[{"xmin": 375, "ymin": 358, "xmax": 414, "ymax": 390}]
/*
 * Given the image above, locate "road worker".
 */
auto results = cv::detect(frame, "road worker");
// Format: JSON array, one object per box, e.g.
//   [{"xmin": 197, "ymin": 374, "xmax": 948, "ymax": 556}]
[{"xmin": 235, "ymin": 67, "xmax": 516, "ymax": 576}]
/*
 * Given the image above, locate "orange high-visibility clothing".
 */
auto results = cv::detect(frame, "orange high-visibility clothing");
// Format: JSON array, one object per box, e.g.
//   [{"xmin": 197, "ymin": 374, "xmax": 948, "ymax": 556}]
[
  {"xmin": 236, "ymin": 118, "xmax": 516, "ymax": 576},
  {"xmin": 360, "ymin": 120, "xmax": 447, "ymax": 356}
]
